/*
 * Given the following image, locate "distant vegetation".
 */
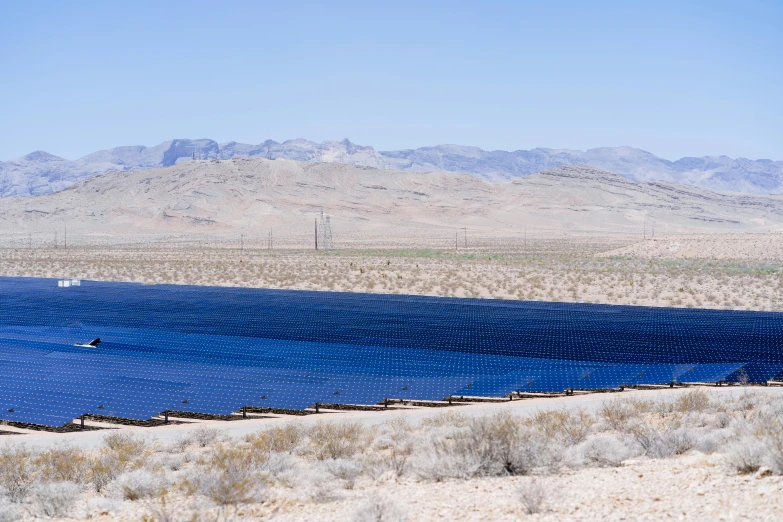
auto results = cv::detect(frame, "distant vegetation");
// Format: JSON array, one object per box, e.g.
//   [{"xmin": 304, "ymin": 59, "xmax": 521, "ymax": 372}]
[{"xmin": 0, "ymin": 240, "xmax": 780, "ymax": 311}]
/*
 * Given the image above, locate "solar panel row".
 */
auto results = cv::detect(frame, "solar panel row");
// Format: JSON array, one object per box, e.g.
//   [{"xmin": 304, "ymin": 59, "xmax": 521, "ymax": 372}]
[{"xmin": 0, "ymin": 276, "xmax": 781, "ymax": 427}]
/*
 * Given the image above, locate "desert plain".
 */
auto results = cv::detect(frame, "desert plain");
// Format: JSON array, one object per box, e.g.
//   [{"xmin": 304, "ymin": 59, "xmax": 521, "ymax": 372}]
[{"xmin": 1, "ymin": 158, "xmax": 783, "ymax": 521}]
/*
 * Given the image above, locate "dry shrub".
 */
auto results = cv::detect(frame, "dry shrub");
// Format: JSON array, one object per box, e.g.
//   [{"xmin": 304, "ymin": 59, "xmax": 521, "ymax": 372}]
[
  {"xmin": 725, "ymin": 438, "xmax": 767, "ymax": 474},
  {"xmin": 650, "ymin": 389, "xmax": 712, "ymax": 416},
  {"xmin": 188, "ymin": 443, "xmax": 265, "ymax": 507},
  {"xmin": 348, "ymin": 492, "xmax": 407, "ymax": 522},
  {"xmin": 533, "ymin": 408, "xmax": 593, "ymax": 445},
  {"xmin": 202, "ymin": 444, "xmax": 263, "ymax": 472},
  {"xmin": 731, "ymin": 392, "xmax": 760, "ymax": 420},
  {"xmin": 415, "ymin": 411, "xmax": 553, "ymax": 480},
  {"xmin": 198, "ymin": 467, "xmax": 264, "ymax": 508},
  {"xmin": 367, "ymin": 418, "xmax": 414, "ymax": 479},
  {"xmin": 597, "ymin": 397, "xmax": 650, "ymax": 431},
  {"xmin": 419, "ymin": 410, "xmax": 469, "ymax": 428},
  {"xmin": 569, "ymin": 434, "xmax": 640, "ymax": 467},
  {"xmin": 751, "ymin": 408, "xmax": 783, "ymax": 473},
  {"xmin": 627, "ymin": 421, "xmax": 696, "ymax": 458},
  {"xmin": 412, "ymin": 432, "xmax": 480, "ymax": 481},
  {"xmin": 470, "ymin": 411, "xmax": 541, "ymax": 474},
  {"xmin": 141, "ymin": 494, "xmax": 195, "ymax": 522},
  {"xmin": 30, "ymin": 481, "xmax": 81, "ymax": 518},
  {"xmin": 113, "ymin": 469, "xmax": 168, "ymax": 501},
  {"xmin": 307, "ymin": 421, "xmax": 371, "ymax": 460},
  {"xmin": 35, "ymin": 446, "xmax": 90, "ymax": 484},
  {"xmin": 89, "ymin": 433, "xmax": 151, "ymax": 492},
  {"xmin": 672, "ymin": 390, "xmax": 712, "ymax": 413},
  {"xmin": 0, "ymin": 443, "xmax": 37, "ymax": 502},
  {"xmin": 517, "ymin": 479, "xmax": 548, "ymax": 514},
  {"xmin": 246, "ymin": 424, "xmax": 303, "ymax": 455},
  {"xmin": 190, "ymin": 427, "xmax": 222, "ymax": 448},
  {"xmin": 0, "ymin": 498, "xmax": 23, "ymax": 522},
  {"xmin": 89, "ymin": 455, "xmax": 120, "ymax": 494},
  {"xmin": 103, "ymin": 433, "xmax": 150, "ymax": 462},
  {"xmin": 325, "ymin": 459, "xmax": 363, "ymax": 490}
]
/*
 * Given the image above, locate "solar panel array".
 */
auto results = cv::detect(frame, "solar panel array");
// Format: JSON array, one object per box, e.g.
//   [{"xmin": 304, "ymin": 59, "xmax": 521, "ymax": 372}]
[{"xmin": 0, "ymin": 275, "xmax": 781, "ymax": 427}]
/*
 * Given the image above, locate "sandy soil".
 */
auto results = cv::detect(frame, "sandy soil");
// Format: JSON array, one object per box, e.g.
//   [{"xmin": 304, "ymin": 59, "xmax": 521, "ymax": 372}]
[{"xmin": 260, "ymin": 455, "xmax": 781, "ymax": 522}]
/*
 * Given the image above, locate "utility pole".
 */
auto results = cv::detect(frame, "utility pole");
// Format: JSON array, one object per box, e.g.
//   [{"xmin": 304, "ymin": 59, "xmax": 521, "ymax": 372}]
[
  {"xmin": 28, "ymin": 233, "xmax": 31, "ymax": 250},
  {"xmin": 54, "ymin": 231, "xmax": 57, "ymax": 249},
  {"xmin": 315, "ymin": 219, "xmax": 318, "ymax": 250},
  {"xmin": 455, "ymin": 231, "xmax": 458, "ymax": 250},
  {"xmin": 64, "ymin": 223, "xmax": 67, "ymax": 250},
  {"xmin": 240, "ymin": 233, "xmax": 243, "ymax": 253}
]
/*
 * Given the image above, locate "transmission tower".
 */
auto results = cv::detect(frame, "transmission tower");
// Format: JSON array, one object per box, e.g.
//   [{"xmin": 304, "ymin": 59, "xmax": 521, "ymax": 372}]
[{"xmin": 320, "ymin": 210, "xmax": 333, "ymax": 250}]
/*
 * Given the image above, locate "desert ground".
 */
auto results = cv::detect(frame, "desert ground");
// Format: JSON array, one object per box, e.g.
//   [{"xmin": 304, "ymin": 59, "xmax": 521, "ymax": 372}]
[{"xmin": 2, "ymin": 388, "xmax": 783, "ymax": 521}]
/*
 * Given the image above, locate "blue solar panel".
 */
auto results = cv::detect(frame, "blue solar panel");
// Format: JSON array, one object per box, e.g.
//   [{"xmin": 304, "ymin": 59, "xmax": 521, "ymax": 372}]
[{"xmin": 0, "ymin": 275, "xmax": 781, "ymax": 426}]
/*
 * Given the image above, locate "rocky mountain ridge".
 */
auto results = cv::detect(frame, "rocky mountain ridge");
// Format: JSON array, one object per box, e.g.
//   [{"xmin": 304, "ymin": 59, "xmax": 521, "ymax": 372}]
[{"xmin": 2, "ymin": 138, "xmax": 781, "ymax": 197}]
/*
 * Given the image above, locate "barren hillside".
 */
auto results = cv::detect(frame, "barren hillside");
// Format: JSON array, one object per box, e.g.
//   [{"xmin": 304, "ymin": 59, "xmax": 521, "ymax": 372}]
[{"xmin": 1, "ymin": 159, "xmax": 782, "ymax": 247}]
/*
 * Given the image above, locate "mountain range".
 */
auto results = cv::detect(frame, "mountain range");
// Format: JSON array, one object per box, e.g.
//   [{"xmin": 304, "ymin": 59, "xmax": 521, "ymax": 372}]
[
  {"xmin": 3, "ymin": 159, "xmax": 781, "ymax": 246},
  {"xmin": 1, "ymin": 138, "xmax": 782, "ymax": 197}
]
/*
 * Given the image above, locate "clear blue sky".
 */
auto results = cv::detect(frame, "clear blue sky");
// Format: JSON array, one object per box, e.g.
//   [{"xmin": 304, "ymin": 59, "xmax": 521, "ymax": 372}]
[{"xmin": 1, "ymin": 1, "xmax": 781, "ymax": 161}]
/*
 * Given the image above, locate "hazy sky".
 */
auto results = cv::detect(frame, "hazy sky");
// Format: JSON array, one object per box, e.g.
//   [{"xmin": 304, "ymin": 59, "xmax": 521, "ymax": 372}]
[{"xmin": 2, "ymin": 1, "xmax": 781, "ymax": 161}]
